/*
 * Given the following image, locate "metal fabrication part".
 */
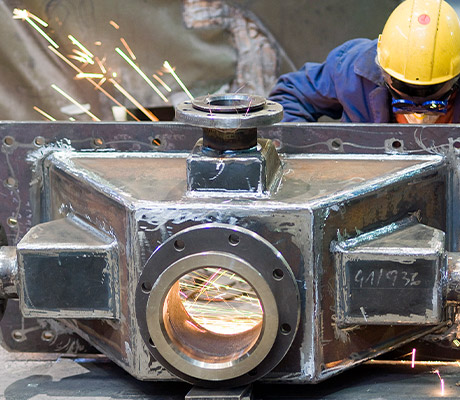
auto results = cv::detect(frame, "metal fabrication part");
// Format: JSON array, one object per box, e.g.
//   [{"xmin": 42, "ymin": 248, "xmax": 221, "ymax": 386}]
[{"xmin": 1, "ymin": 94, "xmax": 460, "ymax": 395}]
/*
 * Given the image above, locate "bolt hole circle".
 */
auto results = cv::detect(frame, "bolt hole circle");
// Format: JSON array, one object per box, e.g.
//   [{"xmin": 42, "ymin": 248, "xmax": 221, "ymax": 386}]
[
  {"xmin": 331, "ymin": 139, "xmax": 342, "ymax": 150},
  {"xmin": 3, "ymin": 136, "xmax": 14, "ymax": 146},
  {"xmin": 41, "ymin": 330, "xmax": 55, "ymax": 342},
  {"xmin": 12, "ymin": 330, "xmax": 24, "ymax": 342},
  {"xmin": 228, "ymin": 234, "xmax": 240, "ymax": 246},
  {"xmin": 34, "ymin": 136, "xmax": 46, "ymax": 147},
  {"xmin": 152, "ymin": 138, "xmax": 162, "ymax": 147},
  {"xmin": 174, "ymin": 240, "xmax": 185, "ymax": 251},
  {"xmin": 7, "ymin": 217, "xmax": 18, "ymax": 228},
  {"xmin": 93, "ymin": 137, "xmax": 104, "ymax": 147},
  {"xmin": 453, "ymin": 140, "xmax": 460, "ymax": 149},
  {"xmin": 273, "ymin": 268, "xmax": 284, "ymax": 281},
  {"xmin": 4, "ymin": 177, "xmax": 17, "ymax": 188},
  {"xmin": 280, "ymin": 323, "xmax": 291, "ymax": 335},
  {"xmin": 141, "ymin": 282, "xmax": 153, "ymax": 293},
  {"xmin": 392, "ymin": 140, "xmax": 402, "ymax": 149}
]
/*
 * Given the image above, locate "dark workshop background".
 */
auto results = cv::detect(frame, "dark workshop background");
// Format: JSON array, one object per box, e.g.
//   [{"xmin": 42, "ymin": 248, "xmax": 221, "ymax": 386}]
[{"xmin": 3, "ymin": 0, "xmax": 458, "ymax": 121}]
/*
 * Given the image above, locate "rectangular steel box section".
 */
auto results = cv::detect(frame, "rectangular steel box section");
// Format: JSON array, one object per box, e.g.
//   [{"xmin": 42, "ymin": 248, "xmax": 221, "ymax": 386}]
[
  {"xmin": 17, "ymin": 216, "xmax": 119, "ymax": 319},
  {"xmin": 40, "ymin": 151, "xmax": 446, "ymax": 383}
]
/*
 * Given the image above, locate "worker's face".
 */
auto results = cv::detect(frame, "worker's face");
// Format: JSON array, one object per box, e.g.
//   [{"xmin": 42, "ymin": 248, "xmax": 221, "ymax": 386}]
[{"xmin": 401, "ymin": 113, "xmax": 441, "ymax": 124}]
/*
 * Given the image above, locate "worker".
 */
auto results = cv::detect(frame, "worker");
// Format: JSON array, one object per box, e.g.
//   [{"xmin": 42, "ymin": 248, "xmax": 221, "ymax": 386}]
[{"xmin": 269, "ymin": 0, "xmax": 460, "ymax": 124}]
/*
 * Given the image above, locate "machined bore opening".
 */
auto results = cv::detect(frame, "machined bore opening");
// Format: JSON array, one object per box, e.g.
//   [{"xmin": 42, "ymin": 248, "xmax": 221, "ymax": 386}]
[
  {"xmin": 163, "ymin": 267, "xmax": 264, "ymax": 364},
  {"xmin": 192, "ymin": 94, "xmax": 266, "ymax": 114}
]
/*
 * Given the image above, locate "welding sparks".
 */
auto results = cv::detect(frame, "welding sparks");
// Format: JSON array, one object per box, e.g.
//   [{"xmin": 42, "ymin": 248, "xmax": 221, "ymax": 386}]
[
  {"xmin": 13, "ymin": 8, "xmax": 59, "ymax": 48},
  {"xmin": 109, "ymin": 79, "xmax": 159, "ymax": 122},
  {"xmin": 411, "ymin": 348, "xmax": 416, "ymax": 368},
  {"xmin": 116, "ymin": 47, "xmax": 168, "ymax": 103},
  {"xmin": 51, "ymin": 84, "xmax": 100, "ymax": 121},
  {"xmin": 68, "ymin": 35, "xmax": 94, "ymax": 59},
  {"xmin": 48, "ymin": 46, "xmax": 140, "ymax": 121},
  {"xmin": 163, "ymin": 60, "xmax": 193, "ymax": 100},
  {"xmin": 434, "ymin": 370, "xmax": 445, "ymax": 396},
  {"xmin": 71, "ymin": 49, "xmax": 94, "ymax": 65},
  {"xmin": 76, "ymin": 73, "xmax": 104, "ymax": 79},
  {"xmin": 153, "ymin": 74, "xmax": 172, "ymax": 92},
  {"xmin": 120, "ymin": 38, "xmax": 136, "ymax": 60},
  {"xmin": 178, "ymin": 267, "xmax": 263, "ymax": 334},
  {"xmin": 33, "ymin": 106, "xmax": 56, "ymax": 121},
  {"xmin": 95, "ymin": 57, "xmax": 107, "ymax": 74},
  {"xmin": 109, "ymin": 20, "xmax": 120, "ymax": 29}
]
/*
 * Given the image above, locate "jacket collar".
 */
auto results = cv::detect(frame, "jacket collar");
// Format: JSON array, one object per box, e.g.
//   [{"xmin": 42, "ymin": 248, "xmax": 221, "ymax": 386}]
[{"xmin": 353, "ymin": 39, "xmax": 385, "ymax": 86}]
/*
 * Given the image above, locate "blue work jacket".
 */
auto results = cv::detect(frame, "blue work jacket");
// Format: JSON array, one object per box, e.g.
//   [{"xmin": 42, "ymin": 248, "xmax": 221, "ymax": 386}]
[{"xmin": 269, "ymin": 38, "xmax": 460, "ymax": 123}]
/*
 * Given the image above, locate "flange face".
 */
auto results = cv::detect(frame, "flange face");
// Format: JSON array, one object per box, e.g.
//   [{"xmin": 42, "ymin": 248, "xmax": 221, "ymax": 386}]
[
  {"xmin": 135, "ymin": 223, "xmax": 300, "ymax": 388},
  {"xmin": 175, "ymin": 94, "xmax": 283, "ymax": 130}
]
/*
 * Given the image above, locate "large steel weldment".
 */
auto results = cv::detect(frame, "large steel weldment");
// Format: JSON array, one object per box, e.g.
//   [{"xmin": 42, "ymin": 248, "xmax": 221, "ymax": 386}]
[{"xmin": 0, "ymin": 94, "xmax": 459, "ymax": 388}]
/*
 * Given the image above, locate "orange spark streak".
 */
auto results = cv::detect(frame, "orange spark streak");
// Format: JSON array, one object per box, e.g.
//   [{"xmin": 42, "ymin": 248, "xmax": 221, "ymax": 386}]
[
  {"xmin": 153, "ymin": 74, "xmax": 172, "ymax": 92},
  {"xmin": 51, "ymin": 84, "xmax": 100, "ymax": 121},
  {"xmin": 69, "ymin": 54, "xmax": 89, "ymax": 64},
  {"xmin": 48, "ymin": 46, "xmax": 140, "ymax": 121},
  {"xmin": 71, "ymin": 49, "xmax": 94, "ymax": 64},
  {"xmin": 109, "ymin": 79, "xmax": 159, "ymax": 122},
  {"xmin": 95, "ymin": 57, "xmax": 107, "ymax": 74},
  {"xmin": 33, "ymin": 106, "xmax": 56, "ymax": 121},
  {"xmin": 68, "ymin": 34, "xmax": 94, "ymax": 58},
  {"xmin": 109, "ymin": 20, "xmax": 120, "ymax": 29},
  {"xmin": 120, "ymin": 37, "xmax": 136, "ymax": 60}
]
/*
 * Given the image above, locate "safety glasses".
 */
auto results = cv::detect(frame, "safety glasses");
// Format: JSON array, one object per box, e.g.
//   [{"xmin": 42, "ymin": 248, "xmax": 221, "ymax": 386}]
[{"xmin": 391, "ymin": 98, "xmax": 449, "ymax": 114}]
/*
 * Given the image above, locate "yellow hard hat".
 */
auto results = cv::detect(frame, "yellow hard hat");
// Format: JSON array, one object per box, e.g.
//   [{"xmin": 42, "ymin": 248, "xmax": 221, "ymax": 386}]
[{"xmin": 377, "ymin": 0, "xmax": 460, "ymax": 86}]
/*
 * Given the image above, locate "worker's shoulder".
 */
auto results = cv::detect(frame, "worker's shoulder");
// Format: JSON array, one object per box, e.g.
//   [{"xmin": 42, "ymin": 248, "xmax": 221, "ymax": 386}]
[{"xmin": 330, "ymin": 38, "xmax": 377, "ymax": 64}]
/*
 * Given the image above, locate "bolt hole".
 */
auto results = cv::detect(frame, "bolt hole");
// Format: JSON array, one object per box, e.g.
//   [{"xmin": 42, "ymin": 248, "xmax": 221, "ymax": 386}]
[
  {"xmin": 174, "ymin": 240, "xmax": 185, "ymax": 251},
  {"xmin": 280, "ymin": 323, "xmax": 291, "ymax": 335},
  {"xmin": 41, "ymin": 330, "xmax": 55, "ymax": 342},
  {"xmin": 4, "ymin": 177, "xmax": 17, "ymax": 188},
  {"xmin": 392, "ymin": 140, "xmax": 402, "ymax": 149},
  {"xmin": 152, "ymin": 138, "xmax": 162, "ymax": 147},
  {"xmin": 3, "ymin": 136, "xmax": 14, "ymax": 146},
  {"xmin": 12, "ymin": 330, "xmax": 25, "ymax": 342},
  {"xmin": 273, "ymin": 269, "xmax": 284, "ymax": 280},
  {"xmin": 228, "ymin": 234, "xmax": 240, "ymax": 246},
  {"xmin": 331, "ymin": 139, "xmax": 342, "ymax": 150},
  {"xmin": 93, "ymin": 137, "xmax": 104, "ymax": 147},
  {"xmin": 34, "ymin": 136, "xmax": 45, "ymax": 147},
  {"xmin": 454, "ymin": 141, "xmax": 460, "ymax": 149},
  {"xmin": 141, "ymin": 282, "xmax": 153, "ymax": 293},
  {"xmin": 7, "ymin": 217, "xmax": 18, "ymax": 228}
]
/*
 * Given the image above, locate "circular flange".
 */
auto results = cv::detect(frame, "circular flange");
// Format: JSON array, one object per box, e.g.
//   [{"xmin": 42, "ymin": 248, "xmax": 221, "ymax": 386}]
[
  {"xmin": 135, "ymin": 223, "xmax": 300, "ymax": 388},
  {"xmin": 175, "ymin": 93, "xmax": 283, "ymax": 130}
]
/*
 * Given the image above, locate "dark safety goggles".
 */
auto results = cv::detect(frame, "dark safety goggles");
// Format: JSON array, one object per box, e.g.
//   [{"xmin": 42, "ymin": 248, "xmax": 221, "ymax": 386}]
[{"xmin": 391, "ymin": 98, "xmax": 449, "ymax": 114}]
